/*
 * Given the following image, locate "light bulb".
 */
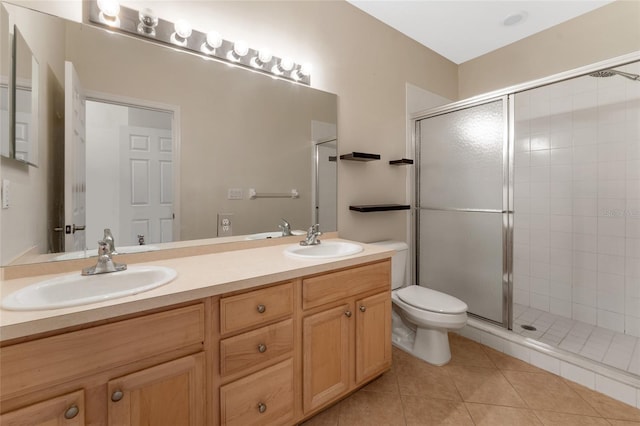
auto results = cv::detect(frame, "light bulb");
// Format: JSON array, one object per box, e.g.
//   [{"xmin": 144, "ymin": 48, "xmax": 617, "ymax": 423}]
[
  {"xmin": 138, "ymin": 8, "xmax": 158, "ymax": 35},
  {"xmin": 97, "ymin": 0, "xmax": 120, "ymax": 26},
  {"xmin": 233, "ymin": 41, "xmax": 249, "ymax": 57},
  {"xmin": 272, "ymin": 57, "xmax": 295, "ymax": 75},
  {"xmin": 292, "ymin": 62, "xmax": 312, "ymax": 81},
  {"xmin": 174, "ymin": 19, "xmax": 192, "ymax": 39},
  {"xmin": 280, "ymin": 57, "xmax": 294, "ymax": 72},
  {"xmin": 258, "ymin": 49, "xmax": 272, "ymax": 64},
  {"xmin": 300, "ymin": 62, "xmax": 312, "ymax": 76},
  {"xmin": 206, "ymin": 31, "xmax": 223, "ymax": 49},
  {"xmin": 228, "ymin": 40, "xmax": 249, "ymax": 62},
  {"xmin": 97, "ymin": 0, "xmax": 120, "ymax": 18},
  {"xmin": 251, "ymin": 48, "xmax": 272, "ymax": 68}
]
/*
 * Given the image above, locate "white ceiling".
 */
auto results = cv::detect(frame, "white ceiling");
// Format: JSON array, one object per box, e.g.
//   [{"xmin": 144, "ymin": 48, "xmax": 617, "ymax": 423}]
[{"xmin": 347, "ymin": 0, "xmax": 614, "ymax": 64}]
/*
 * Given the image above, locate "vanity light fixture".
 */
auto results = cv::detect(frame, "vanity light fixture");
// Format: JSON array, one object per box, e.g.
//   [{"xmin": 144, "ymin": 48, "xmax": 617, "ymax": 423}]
[
  {"xmin": 138, "ymin": 8, "xmax": 158, "ymax": 36},
  {"xmin": 97, "ymin": 0, "xmax": 120, "ymax": 27},
  {"xmin": 87, "ymin": 0, "xmax": 311, "ymax": 85},
  {"xmin": 171, "ymin": 19, "xmax": 192, "ymax": 46}
]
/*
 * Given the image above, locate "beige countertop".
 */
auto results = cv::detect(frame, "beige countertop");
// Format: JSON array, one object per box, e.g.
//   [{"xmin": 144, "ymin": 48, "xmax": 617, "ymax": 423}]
[{"xmin": 0, "ymin": 239, "xmax": 393, "ymax": 342}]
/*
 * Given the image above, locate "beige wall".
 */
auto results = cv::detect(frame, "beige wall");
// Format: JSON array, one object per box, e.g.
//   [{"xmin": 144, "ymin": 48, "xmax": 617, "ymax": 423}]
[{"xmin": 459, "ymin": 0, "xmax": 640, "ymax": 99}]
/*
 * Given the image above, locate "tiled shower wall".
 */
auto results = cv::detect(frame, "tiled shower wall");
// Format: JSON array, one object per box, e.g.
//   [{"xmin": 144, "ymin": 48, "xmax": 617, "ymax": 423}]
[{"xmin": 513, "ymin": 62, "xmax": 640, "ymax": 338}]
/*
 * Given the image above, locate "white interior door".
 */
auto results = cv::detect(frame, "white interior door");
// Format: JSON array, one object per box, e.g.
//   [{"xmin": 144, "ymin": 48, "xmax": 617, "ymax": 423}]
[
  {"xmin": 119, "ymin": 125, "xmax": 173, "ymax": 245},
  {"xmin": 64, "ymin": 61, "xmax": 86, "ymax": 252}
]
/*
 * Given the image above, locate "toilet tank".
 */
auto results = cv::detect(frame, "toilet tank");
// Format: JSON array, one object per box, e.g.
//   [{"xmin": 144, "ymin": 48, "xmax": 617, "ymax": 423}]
[{"xmin": 370, "ymin": 240, "xmax": 409, "ymax": 290}]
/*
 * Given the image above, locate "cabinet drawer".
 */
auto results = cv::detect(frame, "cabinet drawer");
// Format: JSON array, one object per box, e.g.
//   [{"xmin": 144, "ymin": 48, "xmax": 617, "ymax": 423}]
[
  {"xmin": 0, "ymin": 389, "xmax": 85, "ymax": 424},
  {"xmin": 220, "ymin": 358, "xmax": 294, "ymax": 426},
  {"xmin": 303, "ymin": 260, "xmax": 390, "ymax": 310},
  {"xmin": 220, "ymin": 319, "xmax": 293, "ymax": 377},
  {"xmin": 1, "ymin": 304, "xmax": 205, "ymax": 399},
  {"xmin": 220, "ymin": 282, "xmax": 293, "ymax": 335}
]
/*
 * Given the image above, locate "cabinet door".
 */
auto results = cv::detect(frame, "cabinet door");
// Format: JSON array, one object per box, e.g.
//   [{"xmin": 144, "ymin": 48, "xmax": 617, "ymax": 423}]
[
  {"xmin": 107, "ymin": 353, "xmax": 205, "ymax": 426},
  {"xmin": 302, "ymin": 303, "xmax": 351, "ymax": 413},
  {"xmin": 355, "ymin": 292, "xmax": 392, "ymax": 384},
  {"xmin": 0, "ymin": 390, "xmax": 85, "ymax": 425}
]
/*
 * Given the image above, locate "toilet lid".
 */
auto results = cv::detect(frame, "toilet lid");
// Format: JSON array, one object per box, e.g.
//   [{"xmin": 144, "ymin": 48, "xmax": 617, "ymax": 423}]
[{"xmin": 396, "ymin": 286, "xmax": 468, "ymax": 314}]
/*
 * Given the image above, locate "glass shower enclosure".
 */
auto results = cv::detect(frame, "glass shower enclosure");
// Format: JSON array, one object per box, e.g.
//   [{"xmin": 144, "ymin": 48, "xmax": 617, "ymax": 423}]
[{"xmin": 415, "ymin": 97, "xmax": 513, "ymax": 327}]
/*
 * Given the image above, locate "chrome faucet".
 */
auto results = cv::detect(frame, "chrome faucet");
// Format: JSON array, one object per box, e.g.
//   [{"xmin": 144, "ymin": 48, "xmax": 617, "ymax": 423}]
[
  {"xmin": 103, "ymin": 228, "xmax": 118, "ymax": 255},
  {"xmin": 279, "ymin": 218, "xmax": 292, "ymax": 236},
  {"xmin": 82, "ymin": 240, "xmax": 127, "ymax": 275},
  {"xmin": 300, "ymin": 224, "xmax": 322, "ymax": 246}
]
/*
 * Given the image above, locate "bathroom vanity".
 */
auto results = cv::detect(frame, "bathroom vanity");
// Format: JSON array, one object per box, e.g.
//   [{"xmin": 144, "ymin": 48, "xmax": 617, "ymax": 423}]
[{"xmin": 0, "ymin": 241, "xmax": 392, "ymax": 425}]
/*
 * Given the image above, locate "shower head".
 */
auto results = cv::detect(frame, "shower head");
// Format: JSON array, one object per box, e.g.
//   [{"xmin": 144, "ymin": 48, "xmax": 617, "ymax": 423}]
[{"xmin": 589, "ymin": 69, "xmax": 640, "ymax": 81}]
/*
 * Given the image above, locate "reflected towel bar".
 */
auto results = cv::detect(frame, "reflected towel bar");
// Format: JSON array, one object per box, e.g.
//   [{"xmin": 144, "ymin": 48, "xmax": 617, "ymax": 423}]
[{"xmin": 249, "ymin": 188, "xmax": 299, "ymax": 199}]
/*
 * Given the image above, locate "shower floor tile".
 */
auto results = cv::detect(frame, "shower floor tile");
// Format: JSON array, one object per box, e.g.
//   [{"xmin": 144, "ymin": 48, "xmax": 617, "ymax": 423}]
[{"xmin": 513, "ymin": 303, "xmax": 640, "ymax": 374}]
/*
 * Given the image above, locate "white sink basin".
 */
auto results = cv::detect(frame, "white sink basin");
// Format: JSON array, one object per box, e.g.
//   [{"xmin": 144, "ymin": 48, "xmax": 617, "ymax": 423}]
[
  {"xmin": 245, "ymin": 231, "xmax": 284, "ymax": 240},
  {"xmin": 52, "ymin": 245, "xmax": 160, "ymax": 261},
  {"xmin": 1, "ymin": 266, "xmax": 177, "ymax": 311},
  {"xmin": 245, "ymin": 230, "xmax": 306, "ymax": 240},
  {"xmin": 284, "ymin": 241, "xmax": 363, "ymax": 259}
]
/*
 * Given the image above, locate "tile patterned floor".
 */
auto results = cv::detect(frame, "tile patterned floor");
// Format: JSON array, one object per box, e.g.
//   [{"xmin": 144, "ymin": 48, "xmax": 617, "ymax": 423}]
[
  {"xmin": 302, "ymin": 334, "xmax": 640, "ymax": 426},
  {"xmin": 513, "ymin": 304, "xmax": 640, "ymax": 375}
]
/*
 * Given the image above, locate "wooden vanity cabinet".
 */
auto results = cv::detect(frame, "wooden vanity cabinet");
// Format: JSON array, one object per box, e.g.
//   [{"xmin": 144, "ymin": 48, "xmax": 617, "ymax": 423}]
[
  {"xmin": 301, "ymin": 260, "xmax": 392, "ymax": 414},
  {"xmin": 0, "ymin": 303, "xmax": 206, "ymax": 425},
  {"xmin": 218, "ymin": 282, "xmax": 296, "ymax": 426},
  {"xmin": 1, "ymin": 256, "xmax": 393, "ymax": 426}
]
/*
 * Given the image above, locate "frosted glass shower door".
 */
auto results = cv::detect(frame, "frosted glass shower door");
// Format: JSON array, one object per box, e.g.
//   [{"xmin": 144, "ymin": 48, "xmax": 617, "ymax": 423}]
[{"xmin": 417, "ymin": 99, "xmax": 509, "ymax": 325}]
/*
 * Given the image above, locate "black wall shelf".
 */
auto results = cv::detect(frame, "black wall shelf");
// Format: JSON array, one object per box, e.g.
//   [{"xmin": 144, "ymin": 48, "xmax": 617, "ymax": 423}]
[
  {"xmin": 389, "ymin": 159, "xmax": 414, "ymax": 165},
  {"xmin": 349, "ymin": 204, "xmax": 411, "ymax": 212},
  {"xmin": 339, "ymin": 152, "xmax": 381, "ymax": 161}
]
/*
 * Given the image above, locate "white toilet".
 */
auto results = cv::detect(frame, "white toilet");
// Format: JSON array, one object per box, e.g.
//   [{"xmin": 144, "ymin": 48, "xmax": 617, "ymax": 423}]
[{"xmin": 372, "ymin": 241, "xmax": 468, "ymax": 366}]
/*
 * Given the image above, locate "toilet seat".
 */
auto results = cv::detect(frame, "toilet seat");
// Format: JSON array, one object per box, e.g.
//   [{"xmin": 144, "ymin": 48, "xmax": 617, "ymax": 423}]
[{"xmin": 396, "ymin": 286, "xmax": 467, "ymax": 314}]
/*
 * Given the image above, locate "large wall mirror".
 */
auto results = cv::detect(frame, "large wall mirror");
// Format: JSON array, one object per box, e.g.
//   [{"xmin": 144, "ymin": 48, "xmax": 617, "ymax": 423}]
[{"xmin": 0, "ymin": 2, "xmax": 338, "ymax": 266}]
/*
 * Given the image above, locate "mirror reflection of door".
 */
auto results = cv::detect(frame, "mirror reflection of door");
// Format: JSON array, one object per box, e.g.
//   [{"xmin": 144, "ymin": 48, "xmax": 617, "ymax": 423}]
[
  {"xmin": 64, "ymin": 61, "xmax": 86, "ymax": 252},
  {"xmin": 315, "ymin": 140, "xmax": 337, "ymax": 230},
  {"xmin": 86, "ymin": 100, "xmax": 175, "ymax": 248}
]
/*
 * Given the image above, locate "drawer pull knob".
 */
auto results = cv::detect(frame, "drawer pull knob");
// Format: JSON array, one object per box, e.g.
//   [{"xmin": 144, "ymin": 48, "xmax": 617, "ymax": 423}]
[
  {"xmin": 111, "ymin": 390, "xmax": 124, "ymax": 402},
  {"xmin": 258, "ymin": 343, "xmax": 267, "ymax": 353},
  {"xmin": 359, "ymin": 305, "xmax": 366, "ymax": 312},
  {"xmin": 257, "ymin": 304, "xmax": 266, "ymax": 314},
  {"xmin": 258, "ymin": 402, "xmax": 267, "ymax": 413},
  {"xmin": 345, "ymin": 310, "xmax": 352, "ymax": 318},
  {"xmin": 64, "ymin": 405, "xmax": 79, "ymax": 419}
]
